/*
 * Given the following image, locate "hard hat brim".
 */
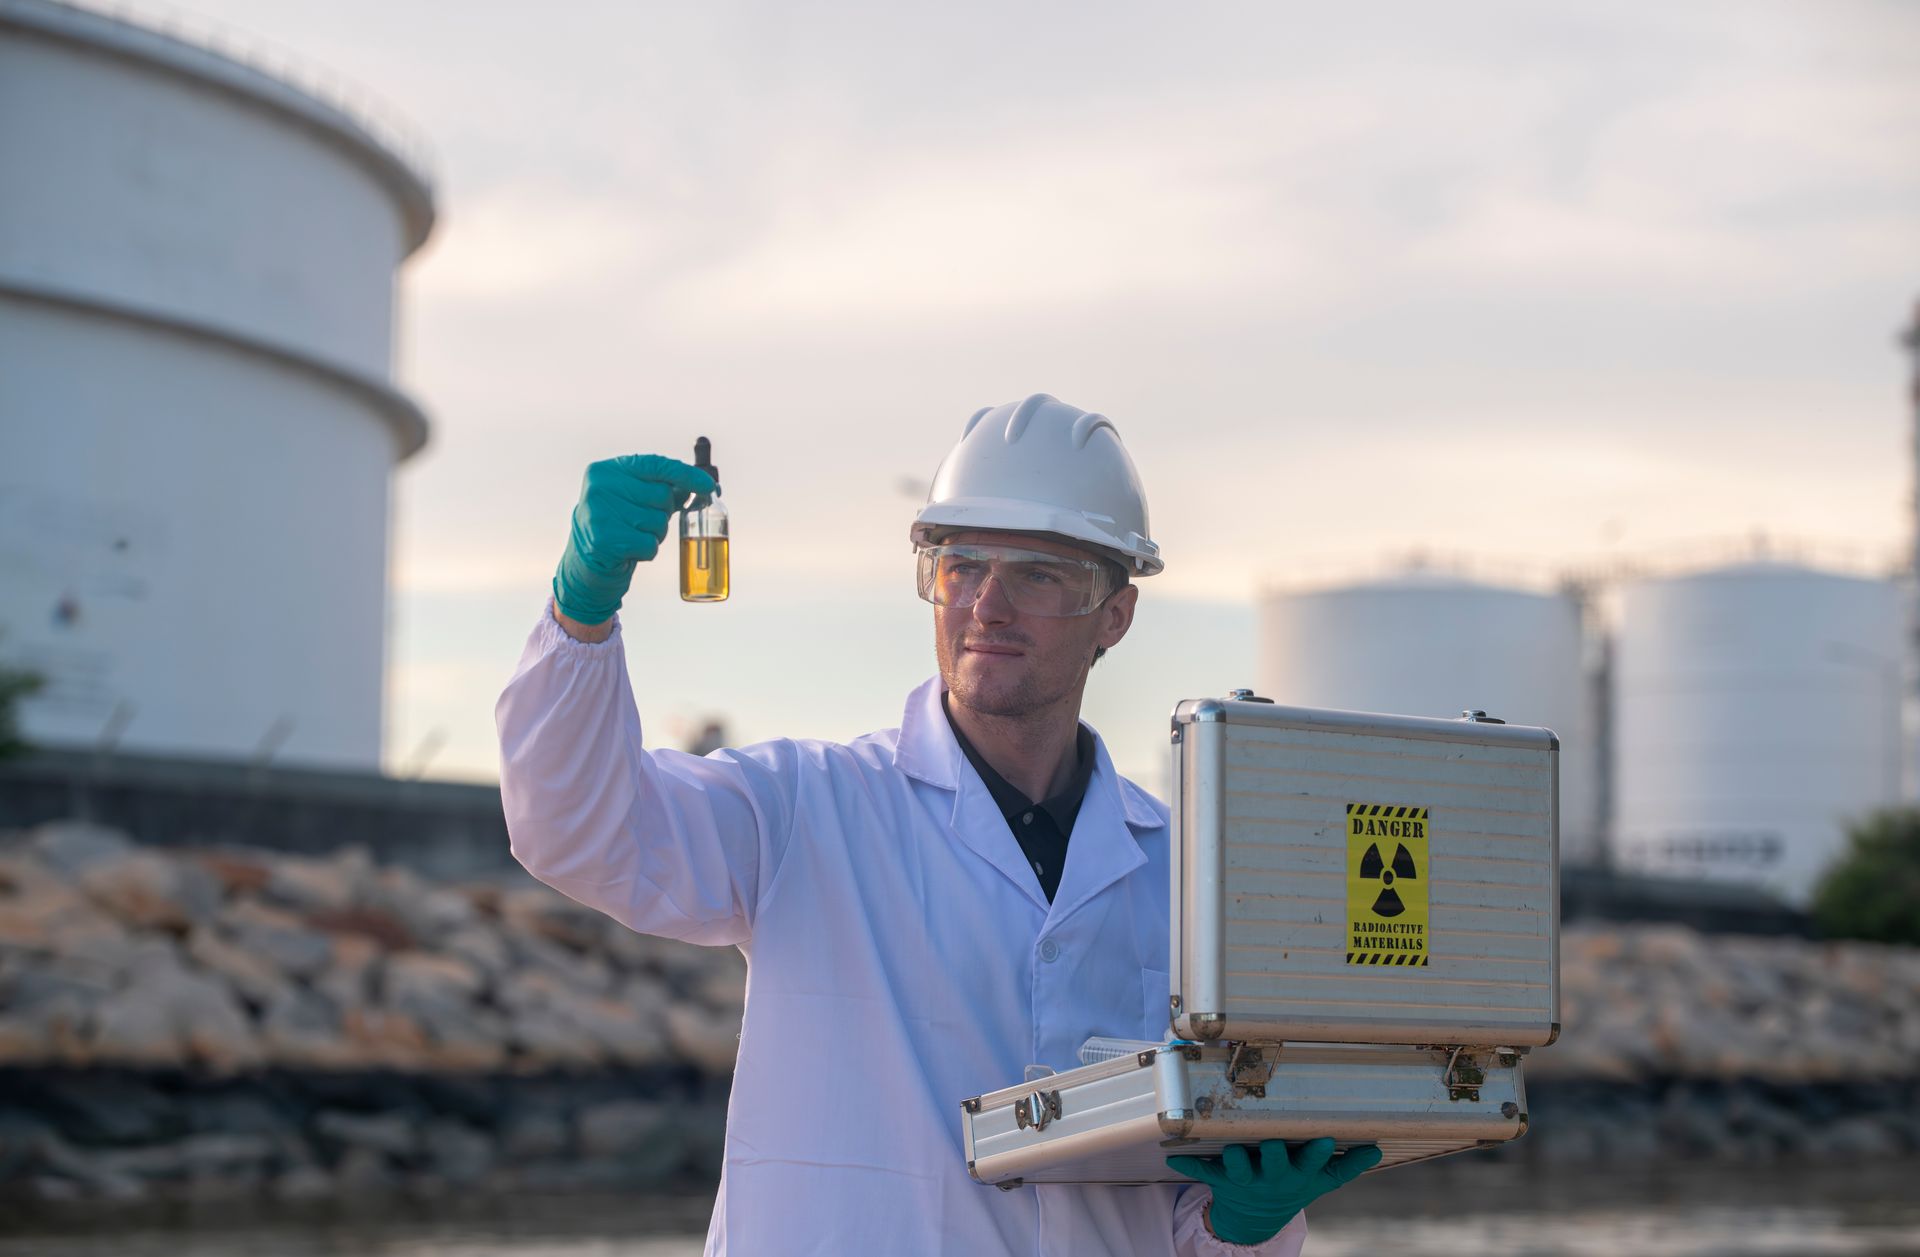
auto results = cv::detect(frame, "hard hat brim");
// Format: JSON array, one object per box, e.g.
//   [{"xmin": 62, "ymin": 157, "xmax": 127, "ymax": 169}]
[{"xmin": 910, "ymin": 497, "xmax": 1163, "ymax": 576}]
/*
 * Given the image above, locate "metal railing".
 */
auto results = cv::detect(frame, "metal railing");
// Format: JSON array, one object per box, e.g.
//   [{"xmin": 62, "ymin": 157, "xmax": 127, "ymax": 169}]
[{"xmin": 53, "ymin": 0, "xmax": 436, "ymax": 186}]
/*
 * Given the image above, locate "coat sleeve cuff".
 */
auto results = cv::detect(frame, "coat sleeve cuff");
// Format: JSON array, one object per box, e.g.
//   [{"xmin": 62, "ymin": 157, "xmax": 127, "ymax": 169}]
[
  {"xmin": 534, "ymin": 596, "xmax": 623, "ymax": 655},
  {"xmin": 1172, "ymin": 1189, "xmax": 1308, "ymax": 1257}
]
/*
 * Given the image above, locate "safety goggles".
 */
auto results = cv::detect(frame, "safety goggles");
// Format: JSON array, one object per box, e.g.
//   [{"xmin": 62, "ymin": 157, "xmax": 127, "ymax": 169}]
[{"xmin": 915, "ymin": 544, "xmax": 1116, "ymax": 618}]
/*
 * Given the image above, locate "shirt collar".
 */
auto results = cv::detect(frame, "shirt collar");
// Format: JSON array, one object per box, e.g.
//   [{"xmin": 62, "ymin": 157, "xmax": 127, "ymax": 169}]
[
  {"xmin": 941, "ymin": 693, "xmax": 1096, "ymax": 834},
  {"xmin": 891, "ymin": 675, "xmax": 1162, "ymax": 830}
]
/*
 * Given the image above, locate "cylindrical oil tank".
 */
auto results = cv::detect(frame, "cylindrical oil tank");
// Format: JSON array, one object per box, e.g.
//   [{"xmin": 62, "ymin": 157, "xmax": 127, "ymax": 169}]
[
  {"xmin": 1257, "ymin": 573, "xmax": 1599, "ymax": 863},
  {"xmin": 0, "ymin": 0, "xmax": 434, "ymax": 768},
  {"xmin": 1613, "ymin": 563, "xmax": 1900, "ymax": 904}
]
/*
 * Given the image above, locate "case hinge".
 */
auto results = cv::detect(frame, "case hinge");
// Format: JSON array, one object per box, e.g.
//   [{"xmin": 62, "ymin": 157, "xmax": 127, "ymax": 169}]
[
  {"xmin": 1226, "ymin": 1043, "xmax": 1277, "ymax": 1098},
  {"xmin": 1013, "ymin": 1089, "xmax": 1062, "ymax": 1131}
]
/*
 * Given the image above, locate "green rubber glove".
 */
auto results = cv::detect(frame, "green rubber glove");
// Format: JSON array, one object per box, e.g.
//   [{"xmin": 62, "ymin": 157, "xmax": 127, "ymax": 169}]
[
  {"xmin": 552, "ymin": 454, "xmax": 715, "ymax": 625},
  {"xmin": 1167, "ymin": 1137, "xmax": 1382, "ymax": 1245}
]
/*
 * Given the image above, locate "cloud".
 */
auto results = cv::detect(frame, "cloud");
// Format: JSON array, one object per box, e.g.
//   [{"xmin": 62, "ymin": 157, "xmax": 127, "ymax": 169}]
[
  {"xmin": 412, "ymin": 183, "xmax": 664, "ymax": 300},
  {"xmin": 648, "ymin": 40, "xmax": 1920, "ymax": 334},
  {"xmin": 391, "ymin": 545, "xmax": 551, "ymax": 597},
  {"xmin": 658, "ymin": 120, "xmax": 1288, "ymax": 325}
]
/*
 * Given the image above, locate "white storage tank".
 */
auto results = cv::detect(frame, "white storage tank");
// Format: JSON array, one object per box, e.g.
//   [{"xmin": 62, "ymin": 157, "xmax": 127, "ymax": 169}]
[
  {"xmin": 1613, "ymin": 563, "xmax": 1901, "ymax": 904},
  {"xmin": 1257, "ymin": 572, "xmax": 1599, "ymax": 863},
  {"xmin": 0, "ymin": 0, "xmax": 433, "ymax": 768}
]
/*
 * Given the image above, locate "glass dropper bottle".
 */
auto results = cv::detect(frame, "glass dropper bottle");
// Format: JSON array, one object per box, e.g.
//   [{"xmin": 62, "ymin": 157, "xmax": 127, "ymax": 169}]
[{"xmin": 680, "ymin": 436, "xmax": 729, "ymax": 603}]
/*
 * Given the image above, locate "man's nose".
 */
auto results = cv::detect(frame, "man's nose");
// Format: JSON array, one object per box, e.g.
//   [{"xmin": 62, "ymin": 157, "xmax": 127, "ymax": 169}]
[{"xmin": 970, "ymin": 573, "xmax": 1016, "ymax": 626}]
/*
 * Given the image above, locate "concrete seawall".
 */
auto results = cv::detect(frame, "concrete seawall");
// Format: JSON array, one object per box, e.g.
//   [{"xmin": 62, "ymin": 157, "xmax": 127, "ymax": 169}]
[{"xmin": 0, "ymin": 752, "xmax": 513, "ymax": 880}]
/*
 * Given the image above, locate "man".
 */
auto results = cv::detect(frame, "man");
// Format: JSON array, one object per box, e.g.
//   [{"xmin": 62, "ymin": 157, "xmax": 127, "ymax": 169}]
[{"xmin": 496, "ymin": 394, "xmax": 1377, "ymax": 1255}]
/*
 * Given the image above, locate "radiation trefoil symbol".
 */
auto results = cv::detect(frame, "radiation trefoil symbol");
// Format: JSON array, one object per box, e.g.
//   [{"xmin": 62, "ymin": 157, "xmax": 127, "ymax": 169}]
[
  {"xmin": 1356, "ymin": 841, "xmax": 1419, "ymax": 918},
  {"xmin": 1345, "ymin": 803, "xmax": 1431, "ymax": 967}
]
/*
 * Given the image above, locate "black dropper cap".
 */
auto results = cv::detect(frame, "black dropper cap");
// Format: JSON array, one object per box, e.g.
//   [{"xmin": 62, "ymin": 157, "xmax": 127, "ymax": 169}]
[{"xmin": 694, "ymin": 436, "xmax": 721, "ymax": 494}]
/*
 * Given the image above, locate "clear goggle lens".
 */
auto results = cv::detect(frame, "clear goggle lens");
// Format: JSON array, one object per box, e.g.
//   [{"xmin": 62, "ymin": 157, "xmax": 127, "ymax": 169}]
[{"xmin": 915, "ymin": 544, "xmax": 1114, "ymax": 618}]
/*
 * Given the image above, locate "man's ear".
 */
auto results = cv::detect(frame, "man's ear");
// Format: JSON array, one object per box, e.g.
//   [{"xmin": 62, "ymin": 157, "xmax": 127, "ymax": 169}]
[{"xmin": 1096, "ymin": 582, "xmax": 1139, "ymax": 653}]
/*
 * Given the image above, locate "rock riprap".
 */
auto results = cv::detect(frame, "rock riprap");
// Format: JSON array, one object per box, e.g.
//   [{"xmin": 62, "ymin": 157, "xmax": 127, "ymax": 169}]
[
  {"xmin": 0, "ymin": 822, "xmax": 745, "ymax": 1076},
  {"xmin": 1535, "ymin": 924, "xmax": 1920, "ymax": 1083},
  {"xmin": 5, "ymin": 822, "xmax": 1917, "ymax": 1081}
]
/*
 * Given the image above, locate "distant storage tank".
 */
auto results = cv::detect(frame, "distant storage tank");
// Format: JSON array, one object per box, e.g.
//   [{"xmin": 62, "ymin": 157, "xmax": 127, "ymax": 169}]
[
  {"xmin": 1613, "ymin": 563, "xmax": 1901, "ymax": 904},
  {"xmin": 0, "ymin": 0, "xmax": 433, "ymax": 768},
  {"xmin": 1257, "ymin": 573, "xmax": 1598, "ymax": 863}
]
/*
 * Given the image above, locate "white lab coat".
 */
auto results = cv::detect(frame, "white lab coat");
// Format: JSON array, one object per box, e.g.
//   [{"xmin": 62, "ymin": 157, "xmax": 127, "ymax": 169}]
[{"xmin": 497, "ymin": 603, "xmax": 1308, "ymax": 1257}]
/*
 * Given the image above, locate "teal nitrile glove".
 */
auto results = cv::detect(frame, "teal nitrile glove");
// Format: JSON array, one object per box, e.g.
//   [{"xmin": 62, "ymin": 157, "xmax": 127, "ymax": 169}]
[
  {"xmin": 1167, "ymin": 1137, "xmax": 1382, "ymax": 1245},
  {"xmin": 552, "ymin": 454, "xmax": 715, "ymax": 625}
]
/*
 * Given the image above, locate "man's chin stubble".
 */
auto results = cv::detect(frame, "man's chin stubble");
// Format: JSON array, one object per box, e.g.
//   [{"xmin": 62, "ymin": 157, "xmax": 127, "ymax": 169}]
[{"xmin": 949, "ymin": 664, "xmax": 1070, "ymax": 721}]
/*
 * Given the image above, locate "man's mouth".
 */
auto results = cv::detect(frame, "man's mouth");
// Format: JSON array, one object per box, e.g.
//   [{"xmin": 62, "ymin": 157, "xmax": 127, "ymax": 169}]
[{"xmin": 963, "ymin": 641, "xmax": 1026, "ymax": 656}]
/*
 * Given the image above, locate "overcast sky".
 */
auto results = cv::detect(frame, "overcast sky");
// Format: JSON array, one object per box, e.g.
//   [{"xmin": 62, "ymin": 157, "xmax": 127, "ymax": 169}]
[{"xmin": 161, "ymin": 0, "xmax": 1920, "ymax": 783}]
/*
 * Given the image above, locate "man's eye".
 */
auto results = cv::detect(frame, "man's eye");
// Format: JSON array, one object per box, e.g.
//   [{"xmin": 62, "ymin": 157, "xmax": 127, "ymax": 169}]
[
  {"xmin": 947, "ymin": 561, "xmax": 984, "ymax": 579},
  {"xmin": 1022, "ymin": 568, "xmax": 1063, "ymax": 586}
]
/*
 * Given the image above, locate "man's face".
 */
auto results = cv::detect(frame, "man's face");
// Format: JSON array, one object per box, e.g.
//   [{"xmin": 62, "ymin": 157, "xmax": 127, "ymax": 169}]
[{"xmin": 932, "ymin": 530, "xmax": 1139, "ymax": 720}]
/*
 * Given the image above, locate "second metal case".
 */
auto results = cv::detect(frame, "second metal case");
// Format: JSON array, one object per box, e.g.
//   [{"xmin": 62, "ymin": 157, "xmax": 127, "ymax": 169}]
[
  {"xmin": 1168, "ymin": 698, "xmax": 1560, "ymax": 1048},
  {"xmin": 964, "ymin": 1041, "xmax": 1527, "ymax": 1187}
]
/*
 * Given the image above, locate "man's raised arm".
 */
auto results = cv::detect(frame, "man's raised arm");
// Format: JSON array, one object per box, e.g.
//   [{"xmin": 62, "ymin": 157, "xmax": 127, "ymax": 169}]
[{"xmin": 494, "ymin": 454, "xmax": 794, "ymax": 948}]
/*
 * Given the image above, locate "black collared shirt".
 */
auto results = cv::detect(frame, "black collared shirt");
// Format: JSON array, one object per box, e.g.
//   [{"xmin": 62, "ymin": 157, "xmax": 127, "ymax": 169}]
[{"xmin": 942, "ymin": 693, "xmax": 1096, "ymax": 903}]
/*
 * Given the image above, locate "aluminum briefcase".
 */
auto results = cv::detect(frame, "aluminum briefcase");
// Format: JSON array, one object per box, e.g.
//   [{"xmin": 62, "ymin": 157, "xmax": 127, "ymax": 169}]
[
  {"xmin": 958, "ymin": 692, "xmax": 1558, "ymax": 1187},
  {"xmin": 964, "ymin": 1041, "xmax": 1527, "ymax": 1187},
  {"xmin": 1168, "ymin": 695, "xmax": 1560, "ymax": 1048}
]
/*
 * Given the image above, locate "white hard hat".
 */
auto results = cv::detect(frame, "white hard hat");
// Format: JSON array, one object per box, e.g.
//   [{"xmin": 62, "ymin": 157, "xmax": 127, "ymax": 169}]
[{"xmin": 910, "ymin": 393, "xmax": 1163, "ymax": 576}]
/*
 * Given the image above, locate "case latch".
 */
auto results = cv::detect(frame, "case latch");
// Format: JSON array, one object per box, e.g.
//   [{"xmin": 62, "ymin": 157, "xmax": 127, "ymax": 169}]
[
  {"xmin": 1443, "ymin": 1046, "xmax": 1488, "ymax": 1101},
  {"xmin": 1226, "ymin": 1043, "xmax": 1277, "ymax": 1097},
  {"xmin": 1014, "ymin": 1089, "xmax": 1062, "ymax": 1131}
]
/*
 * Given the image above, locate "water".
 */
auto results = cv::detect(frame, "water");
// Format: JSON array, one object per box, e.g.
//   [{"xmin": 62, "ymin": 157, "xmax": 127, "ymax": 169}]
[{"xmin": 5, "ymin": 1163, "xmax": 1917, "ymax": 1255}]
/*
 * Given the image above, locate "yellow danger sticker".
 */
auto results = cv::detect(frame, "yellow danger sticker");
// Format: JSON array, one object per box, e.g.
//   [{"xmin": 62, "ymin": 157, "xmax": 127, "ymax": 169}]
[{"xmin": 1346, "ymin": 803, "xmax": 1430, "ymax": 967}]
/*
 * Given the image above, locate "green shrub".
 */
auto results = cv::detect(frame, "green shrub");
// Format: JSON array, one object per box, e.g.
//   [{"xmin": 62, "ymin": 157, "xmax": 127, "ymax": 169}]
[
  {"xmin": 1811, "ymin": 807, "xmax": 1920, "ymax": 946},
  {"xmin": 0, "ymin": 627, "xmax": 44, "ymax": 760}
]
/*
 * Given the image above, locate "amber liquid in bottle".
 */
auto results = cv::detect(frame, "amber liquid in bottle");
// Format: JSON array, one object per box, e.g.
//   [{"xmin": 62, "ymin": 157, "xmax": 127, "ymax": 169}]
[
  {"xmin": 679, "ymin": 534, "xmax": 730, "ymax": 601},
  {"xmin": 680, "ymin": 436, "xmax": 729, "ymax": 603}
]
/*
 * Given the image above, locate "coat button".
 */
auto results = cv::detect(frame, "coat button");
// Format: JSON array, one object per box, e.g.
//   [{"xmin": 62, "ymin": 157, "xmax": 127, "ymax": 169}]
[{"xmin": 1039, "ymin": 938, "xmax": 1061, "ymax": 963}]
